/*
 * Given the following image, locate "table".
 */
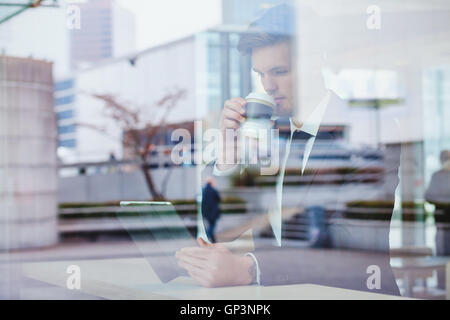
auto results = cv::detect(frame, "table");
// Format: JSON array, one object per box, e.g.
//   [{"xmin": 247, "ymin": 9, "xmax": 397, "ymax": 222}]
[
  {"xmin": 22, "ymin": 257, "xmax": 410, "ymax": 300},
  {"xmin": 391, "ymin": 256, "xmax": 450, "ymax": 297}
]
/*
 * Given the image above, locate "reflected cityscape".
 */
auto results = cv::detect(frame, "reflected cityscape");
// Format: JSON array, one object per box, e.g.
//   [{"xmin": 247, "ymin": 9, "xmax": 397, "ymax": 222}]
[{"xmin": 0, "ymin": 0, "xmax": 449, "ymax": 300}]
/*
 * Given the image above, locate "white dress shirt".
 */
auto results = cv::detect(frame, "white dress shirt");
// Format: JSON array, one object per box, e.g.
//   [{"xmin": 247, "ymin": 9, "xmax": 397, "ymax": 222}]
[{"xmin": 214, "ymin": 90, "xmax": 334, "ymax": 284}]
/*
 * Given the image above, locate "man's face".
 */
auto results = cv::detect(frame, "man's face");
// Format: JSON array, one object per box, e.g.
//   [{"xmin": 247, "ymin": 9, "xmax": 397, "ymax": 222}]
[{"xmin": 252, "ymin": 41, "xmax": 294, "ymax": 116}]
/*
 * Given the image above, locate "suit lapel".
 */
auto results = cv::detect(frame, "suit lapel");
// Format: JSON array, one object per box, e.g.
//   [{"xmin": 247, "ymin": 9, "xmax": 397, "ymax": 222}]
[{"xmin": 285, "ymin": 127, "xmax": 340, "ymax": 201}]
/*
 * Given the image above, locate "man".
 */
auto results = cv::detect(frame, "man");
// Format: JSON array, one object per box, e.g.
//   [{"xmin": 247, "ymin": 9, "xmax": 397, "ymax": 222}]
[
  {"xmin": 425, "ymin": 150, "xmax": 450, "ymax": 204},
  {"xmin": 425, "ymin": 150, "xmax": 450, "ymax": 265},
  {"xmin": 201, "ymin": 177, "xmax": 222, "ymax": 243},
  {"xmin": 176, "ymin": 4, "xmax": 401, "ymax": 295}
]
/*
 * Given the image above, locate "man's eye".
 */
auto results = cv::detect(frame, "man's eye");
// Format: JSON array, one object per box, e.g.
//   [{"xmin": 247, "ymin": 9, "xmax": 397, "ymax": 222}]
[{"xmin": 275, "ymin": 70, "xmax": 288, "ymax": 75}]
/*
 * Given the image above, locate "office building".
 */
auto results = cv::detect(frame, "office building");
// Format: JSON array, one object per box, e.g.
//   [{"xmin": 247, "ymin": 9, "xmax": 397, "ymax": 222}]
[
  {"xmin": 54, "ymin": 77, "xmax": 77, "ymax": 152},
  {"xmin": 70, "ymin": 0, "xmax": 136, "ymax": 69}
]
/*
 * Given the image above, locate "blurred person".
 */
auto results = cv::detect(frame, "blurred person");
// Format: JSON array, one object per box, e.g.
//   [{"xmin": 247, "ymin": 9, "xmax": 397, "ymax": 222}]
[
  {"xmin": 109, "ymin": 151, "xmax": 117, "ymax": 173},
  {"xmin": 109, "ymin": 151, "xmax": 117, "ymax": 162},
  {"xmin": 425, "ymin": 149, "xmax": 450, "ymax": 278},
  {"xmin": 425, "ymin": 150, "xmax": 450, "ymax": 204},
  {"xmin": 201, "ymin": 177, "xmax": 222, "ymax": 243},
  {"xmin": 176, "ymin": 4, "xmax": 401, "ymax": 295}
]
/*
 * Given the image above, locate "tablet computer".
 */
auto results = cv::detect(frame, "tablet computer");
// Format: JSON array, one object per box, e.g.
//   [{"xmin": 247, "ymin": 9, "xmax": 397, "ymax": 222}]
[{"xmin": 118, "ymin": 201, "xmax": 198, "ymax": 283}]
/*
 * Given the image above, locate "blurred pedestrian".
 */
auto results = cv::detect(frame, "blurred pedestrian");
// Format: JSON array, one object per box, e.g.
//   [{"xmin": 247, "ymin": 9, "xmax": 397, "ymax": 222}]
[
  {"xmin": 109, "ymin": 151, "xmax": 118, "ymax": 173},
  {"xmin": 425, "ymin": 150, "xmax": 450, "ymax": 204},
  {"xmin": 425, "ymin": 150, "xmax": 450, "ymax": 288},
  {"xmin": 109, "ymin": 151, "xmax": 116, "ymax": 162},
  {"xmin": 201, "ymin": 177, "xmax": 221, "ymax": 243}
]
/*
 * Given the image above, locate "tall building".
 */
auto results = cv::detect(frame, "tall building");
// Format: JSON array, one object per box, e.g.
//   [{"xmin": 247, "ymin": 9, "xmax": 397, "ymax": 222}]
[
  {"xmin": 54, "ymin": 77, "xmax": 77, "ymax": 151},
  {"xmin": 221, "ymin": 0, "xmax": 292, "ymax": 26},
  {"xmin": 70, "ymin": 0, "xmax": 136, "ymax": 69}
]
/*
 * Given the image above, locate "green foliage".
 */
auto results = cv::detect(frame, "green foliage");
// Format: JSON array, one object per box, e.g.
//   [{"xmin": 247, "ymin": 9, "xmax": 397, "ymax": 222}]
[
  {"xmin": 59, "ymin": 201, "xmax": 120, "ymax": 209},
  {"xmin": 230, "ymin": 168, "xmax": 258, "ymax": 187},
  {"xmin": 432, "ymin": 202, "xmax": 450, "ymax": 223},
  {"xmin": 59, "ymin": 197, "xmax": 247, "ymax": 219},
  {"xmin": 231, "ymin": 167, "xmax": 384, "ymax": 187},
  {"xmin": 348, "ymin": 98, "xmax": 403, "ymax": 108},
  {"xmin": 231, "ymin": 166, "xmax": 384, "ymax": 187},
  {"xmin": 344, "ymin": 200, "xmax": 428, "ymax": 222}
]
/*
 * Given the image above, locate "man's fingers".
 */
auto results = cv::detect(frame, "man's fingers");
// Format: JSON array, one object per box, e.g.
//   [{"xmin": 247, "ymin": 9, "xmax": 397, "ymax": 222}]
[
  {"xmin": 187, "ymin": 270, "xmax": 213, "ymax": 288},
  {"xmin": 177, "ymin": 257, "xmax": 200, "ymax": 272},
  {"xmin": 187, "ymin": 268, "xmax": 214, "ymax": 286},
  {"xmin": 178, "ymin": 247, "xmax": 211, "ymax": 256},
  {"xmin": 197, "ymin": 237, "xmax": 210, "ymax": 247},
  {"xmin": 177, "ymin": 258, "xmax": 206, "ymax": 272},
  {"xmin": 222, "ymin": 118, "xmax": 241, "ymax": 129},
  {"xmin": 179, "ymin": 261, "xmax": 214, "ymax": 287},
  {"xmin": 225, "ymin": 99, "xmax": 246, "ymax": 114},
  {"xmin": 176, "ymin": 252, "xmax": 209, "ymax": 270},
  {"xmin": 176, "ymin": 247, "xmax": 211, "ymax": 258},
  {"xmin": 222, "ymin": 108, "xmax": 245, "ymax": 123},
  {"xmin": 182, "ymin": 261, "xmax": 209, "ymax": 279},
  {"xmin": 235, "ymin": 97, "xmax": 247, "ymax": 105},
  {"xmin": 224, "ymin": 103, "xmax": 245, "ymax": 115},
  {"xmin": 197, "ymin": 237, "xmax": 224, "ymax": 251}
]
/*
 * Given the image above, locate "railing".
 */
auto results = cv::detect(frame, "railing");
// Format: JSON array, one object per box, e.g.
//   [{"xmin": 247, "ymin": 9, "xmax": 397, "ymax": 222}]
[
  {"xmin": 57, "ymin": 202, "xmax": 248, "ymax": 238},
  {"xmin": 59, "ymin": 203, "xmax": 247, "ymax": 216},
  {"xmin": 256, "ymin": 173, "xmax": 383, "ymax": 185},
  {"xmin": 58, "ymin": 142, "xmax": 383, "ymax": 177}
]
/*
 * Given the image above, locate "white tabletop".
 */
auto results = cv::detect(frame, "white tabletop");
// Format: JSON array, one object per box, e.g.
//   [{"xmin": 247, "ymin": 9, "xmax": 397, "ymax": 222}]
[{"xmin": 22, "ymin": 257, "xmax": 411, "ymax": 300}]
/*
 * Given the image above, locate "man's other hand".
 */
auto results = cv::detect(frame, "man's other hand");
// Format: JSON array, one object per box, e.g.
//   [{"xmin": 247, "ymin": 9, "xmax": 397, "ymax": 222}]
[{"xmin": 175, "ymin": 237, "xmax": 254, "ymax": 288}]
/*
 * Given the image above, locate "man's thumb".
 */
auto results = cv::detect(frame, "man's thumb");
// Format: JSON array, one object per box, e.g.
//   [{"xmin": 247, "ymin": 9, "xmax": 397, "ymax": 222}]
[{"xmin": 197, "ymin": 237, "xmax": 210, "ymax": 247}]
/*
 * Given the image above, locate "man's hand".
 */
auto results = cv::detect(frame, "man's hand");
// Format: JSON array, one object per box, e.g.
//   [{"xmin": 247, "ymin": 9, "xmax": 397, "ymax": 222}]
[
  {"xmin": 175, "ymin": 238, "xmax": 254, "ymax": 288},
  {"xmin": 220, "ymin": 97, "xmax": 247, "ymax": 131}
]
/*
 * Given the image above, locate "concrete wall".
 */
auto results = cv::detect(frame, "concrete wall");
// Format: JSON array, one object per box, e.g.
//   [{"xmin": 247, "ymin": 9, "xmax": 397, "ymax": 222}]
[
  {"xmin": 0, "ymin": 56, "xmax": 58, "ymax": 250},
  {"xmin": 58, "ymin": 167, "xmax": 198, "ymax": 203}
]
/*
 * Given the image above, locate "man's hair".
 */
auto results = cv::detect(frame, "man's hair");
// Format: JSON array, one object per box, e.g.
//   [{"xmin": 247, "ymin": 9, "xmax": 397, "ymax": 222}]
[
  {"xmin": 237, "ymin": 4, "xmax": 294, "ymax": 56},
  {"xmin": 237, "ymin": 27, "xmax": 290, "ymax": 56}
]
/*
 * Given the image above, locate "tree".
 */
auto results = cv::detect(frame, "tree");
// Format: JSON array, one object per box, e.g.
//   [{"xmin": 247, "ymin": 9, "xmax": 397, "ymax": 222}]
[{"xmin": 79, "ymin": 88, "xmax": 186, "ymax": 200}]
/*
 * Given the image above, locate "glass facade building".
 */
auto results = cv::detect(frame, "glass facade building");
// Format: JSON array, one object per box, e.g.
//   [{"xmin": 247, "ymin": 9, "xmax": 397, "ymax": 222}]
[{"xmin": 54, "ymin": 78, "xmax": 77, "ymax": 149}]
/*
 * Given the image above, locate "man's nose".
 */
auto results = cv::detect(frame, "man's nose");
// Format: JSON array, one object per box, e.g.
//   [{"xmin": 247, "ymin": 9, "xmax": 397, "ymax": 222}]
[{"xmin": 262, "ymin": 76, "xmax": 278, "ymax": 95}]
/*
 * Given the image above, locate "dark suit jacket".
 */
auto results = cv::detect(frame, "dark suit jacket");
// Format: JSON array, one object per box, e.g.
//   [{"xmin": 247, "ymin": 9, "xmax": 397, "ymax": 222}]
[
  {"xmin": 252, "ymin": 119, "xmax": 401, "ymax": 296},
  {"xmin": 425, "ymin": 169, "xmax": 450, "ymax": 204}
]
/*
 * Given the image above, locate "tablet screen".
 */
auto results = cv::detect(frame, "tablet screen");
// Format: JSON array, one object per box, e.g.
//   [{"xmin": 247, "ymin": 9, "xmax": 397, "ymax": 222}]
[{"xmin": 117, "ymin": 201, "xmax": 198, "ymax": 283}]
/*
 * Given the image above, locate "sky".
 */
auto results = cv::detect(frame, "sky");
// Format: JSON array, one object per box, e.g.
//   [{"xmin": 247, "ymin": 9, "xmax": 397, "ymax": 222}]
[
  {"xmin": 0, "ymin": 0, "xmax": 222, "ymax": 77},
  {"xmin": 117, "ymin": 0, "xmax": 222, "ymax": 50}
]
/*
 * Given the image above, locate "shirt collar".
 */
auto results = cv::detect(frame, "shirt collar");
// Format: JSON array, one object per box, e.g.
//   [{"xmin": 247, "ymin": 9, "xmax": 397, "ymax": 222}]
[{"xmin": 289, "ymin": 90, "xmax": 332, "ymax": 137}]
